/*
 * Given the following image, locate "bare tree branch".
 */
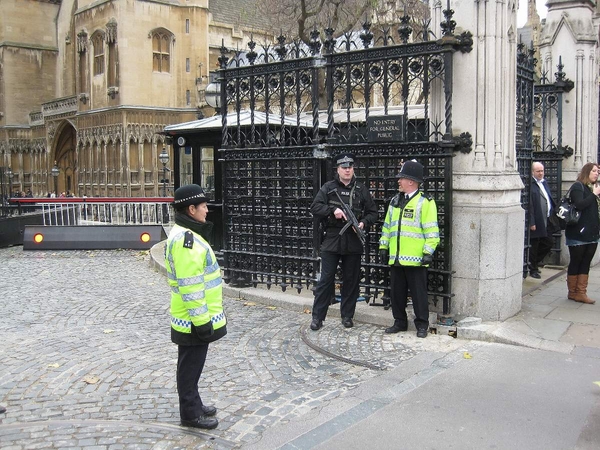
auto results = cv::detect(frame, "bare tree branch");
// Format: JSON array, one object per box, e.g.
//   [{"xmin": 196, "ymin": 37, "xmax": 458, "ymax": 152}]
[{"xmin": 257, "ymin": 0, "xmax": 383, "ymax": 43}]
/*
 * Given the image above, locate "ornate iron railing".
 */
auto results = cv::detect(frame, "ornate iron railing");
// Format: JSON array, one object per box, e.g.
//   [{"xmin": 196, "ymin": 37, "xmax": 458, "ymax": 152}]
[{"xmin": 216, "ymin": 7, "xmax": 473, "ymax": 314}]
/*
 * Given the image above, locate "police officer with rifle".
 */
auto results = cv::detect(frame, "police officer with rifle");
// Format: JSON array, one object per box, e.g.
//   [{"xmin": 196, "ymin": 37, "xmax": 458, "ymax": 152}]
[{"xmin": 309, "ymin": 153, "xmax": 378, "ymax": 331}]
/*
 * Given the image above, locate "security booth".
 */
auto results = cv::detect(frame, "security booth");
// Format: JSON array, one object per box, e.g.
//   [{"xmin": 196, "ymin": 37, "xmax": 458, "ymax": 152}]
[
  {"xmin": 163, "ymin": 110, "xmax": 325, "ymax": 253},
  {"xmin": 163, "ymin": 115, "xmax": 223, "ymax": 250}
]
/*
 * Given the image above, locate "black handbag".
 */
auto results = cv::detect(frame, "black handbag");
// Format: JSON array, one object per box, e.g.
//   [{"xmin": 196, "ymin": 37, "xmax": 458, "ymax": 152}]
[{"xmin": 555, "ymin": 183, "xmax": 581, "ymax": 230}]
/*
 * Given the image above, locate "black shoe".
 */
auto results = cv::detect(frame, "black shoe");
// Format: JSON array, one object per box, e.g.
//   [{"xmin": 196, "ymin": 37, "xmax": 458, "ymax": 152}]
[
  {"xmin": 530, "ymin": 271, "xmax": 541, "ymax": 279},
  {"xmin": 181, "ymin": 416, "xmax": 218, "ymax": 430},
  {"xmin": 310, "ymin": 318, "xmax": 323, "ymax": 331},
  {"xmin": 0, "ymin": 406, "xmax": 5, "ymax": 414},
  {"xmin": 342, "ymin": 317, "xmax": 353, "ymax": 328},
  {"xmin": 385, "ymin": 322, "xmax": 408, "ymax": 334},
  {"xmin": 416, "ymin": 328, "xmax": 428, "ymax": 338},
  {"xmin": 201, "ymin": 404, "xmax": 217, "ymax": 416}
]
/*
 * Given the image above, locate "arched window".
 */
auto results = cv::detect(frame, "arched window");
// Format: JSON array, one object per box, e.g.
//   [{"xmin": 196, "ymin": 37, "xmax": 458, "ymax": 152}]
[
  {"xmin": 91, "ymin": 31, "xmax": 105, "ymax": 76},
  {"xmin": 150, "ymin": 29, "xmax": 173, "ymax": 73}
]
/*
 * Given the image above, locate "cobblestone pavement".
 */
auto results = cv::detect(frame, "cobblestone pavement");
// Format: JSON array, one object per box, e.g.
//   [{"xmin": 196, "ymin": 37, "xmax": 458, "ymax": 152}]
[{"xmin": 0, "ymin": 247, "xmax": 459, "ymax": 449}]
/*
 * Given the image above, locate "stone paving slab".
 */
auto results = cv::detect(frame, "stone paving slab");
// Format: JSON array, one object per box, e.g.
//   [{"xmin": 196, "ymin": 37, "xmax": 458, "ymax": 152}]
[
  {"xmin": 546, "ymin": 307, "xmax": 600, "ymax": 325},
  {"xmin": 502, "ymin": 316, "xmax": 572, "ymax": 341},
  {"xmin": 560, "ymin": 323, "xmax": 600, "ymax": 348}
]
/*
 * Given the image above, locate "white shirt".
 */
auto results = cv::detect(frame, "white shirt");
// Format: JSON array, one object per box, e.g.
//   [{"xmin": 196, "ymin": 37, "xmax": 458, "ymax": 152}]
[
  {"xmin": 404, "ymin": 189, "xmax": 418, "ymax": 199},
  {"xmin": 534, "ymin": 178, "xmax": 551, "ymax": 217}
]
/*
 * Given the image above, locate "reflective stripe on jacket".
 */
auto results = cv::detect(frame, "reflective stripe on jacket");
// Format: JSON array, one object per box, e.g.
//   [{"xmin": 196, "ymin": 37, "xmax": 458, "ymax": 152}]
[
  {"xmin": 379, "ymin": 192, "xmax": 440, "ymax": 266},
  {"xmin": 166, "ymin": 224, "xmax": 226, "ymax": 343}
]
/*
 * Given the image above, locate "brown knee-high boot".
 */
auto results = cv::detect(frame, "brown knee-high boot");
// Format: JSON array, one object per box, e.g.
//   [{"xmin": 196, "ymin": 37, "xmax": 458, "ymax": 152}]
[
  {"xmin": 567, "ymin": 275, "xmax": 579, "ymax": 301},
  {"xmin": 576, "ymin": 274, "xmax": 595, "ymax": 304}
]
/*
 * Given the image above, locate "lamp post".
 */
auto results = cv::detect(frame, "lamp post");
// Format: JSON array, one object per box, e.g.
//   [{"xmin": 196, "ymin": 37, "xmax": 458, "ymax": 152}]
[
  {"xmin": 159, "ymin": 147, "xmax": 169, "ymax": 197},
  {"xmin": 158, "ymin": 147, "xmax": 170, "ymax": 223},
  {"xmin": 51, "ymin": 162, "xmax": 59, "ymax": 196},
  {"xmin": 6, "ymin": 168, "xmax": 12, "ymax": 195},
  {"xmin": 204, "ymin": 81, "xmax": 221, "ymax": 114}
]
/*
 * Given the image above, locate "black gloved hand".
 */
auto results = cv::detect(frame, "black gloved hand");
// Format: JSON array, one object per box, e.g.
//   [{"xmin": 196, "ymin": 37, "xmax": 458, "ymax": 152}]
[
  {"xmin": 379, "ymin": 249, "xmax": 388, "ymax": 264},
  {"xmin": 195, "ymin": 321, "xmax": 214, "ymax": 340},
  {"xmin": 421, "ymin": 253, "xmax": 433, "ymax": 266}
]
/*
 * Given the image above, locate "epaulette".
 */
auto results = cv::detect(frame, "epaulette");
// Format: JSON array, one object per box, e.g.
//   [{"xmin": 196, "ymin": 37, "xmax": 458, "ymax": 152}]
[
  {"xmin": 425, "ymin": 193, "xmax": 434, "ymax": 201},
  {"xmin": 183, "ymin": 230, "xmax": 194, "ymax": 249}
]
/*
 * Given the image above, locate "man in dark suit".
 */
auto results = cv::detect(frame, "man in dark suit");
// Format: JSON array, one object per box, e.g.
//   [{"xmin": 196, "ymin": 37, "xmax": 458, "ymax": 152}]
[{"xmin": 529, "ymin": 162, "xmax": 557, "ymax": 278}]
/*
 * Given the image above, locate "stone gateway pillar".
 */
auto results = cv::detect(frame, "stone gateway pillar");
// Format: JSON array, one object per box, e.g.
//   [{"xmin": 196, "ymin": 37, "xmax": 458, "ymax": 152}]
[
  {"xmin": 444, "ymin": 0, "xmax": 524, "ymax": 320},
  {"xmin": 539, "ymin": 0, "xmax": 599, "ymax": 177}
]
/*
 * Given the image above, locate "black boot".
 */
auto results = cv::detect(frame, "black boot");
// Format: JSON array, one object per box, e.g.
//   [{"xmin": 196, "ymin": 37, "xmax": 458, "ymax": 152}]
[
  {"xmin": 181, "ymin": 416, "xmax": 218, "ymax": 429},
  {"xmin": 341, "ymin": 317, "xmax": 354, "ymax": 328},
  {"xmin": 201, "ymin": 404, "xmax": 217, "ymax": 416},
  {"xmin": 384, "ymin": 320, "xmax": 407, "ymax": 334},
  {"xmin": 310, "ymin": 318, "xmax": 323, "ymax": 331}
]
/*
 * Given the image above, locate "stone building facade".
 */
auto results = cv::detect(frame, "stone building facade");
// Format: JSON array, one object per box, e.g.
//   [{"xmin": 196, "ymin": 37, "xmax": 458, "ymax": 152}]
[{"xmin": 0, "ymin": 0, "xmax": 272, "ymax": 197}]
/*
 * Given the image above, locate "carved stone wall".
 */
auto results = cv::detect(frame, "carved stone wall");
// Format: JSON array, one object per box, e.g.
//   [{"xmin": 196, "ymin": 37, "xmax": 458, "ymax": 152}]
[{"xmin": 1, "ymin": 0, "xmax": 264, "ymax": 196}]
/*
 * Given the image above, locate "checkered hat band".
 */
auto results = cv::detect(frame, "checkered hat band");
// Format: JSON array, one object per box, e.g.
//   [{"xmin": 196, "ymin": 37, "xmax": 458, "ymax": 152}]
[{"xmin": 174, "ymin": 193, "xmax": 206, "ymax": 204}]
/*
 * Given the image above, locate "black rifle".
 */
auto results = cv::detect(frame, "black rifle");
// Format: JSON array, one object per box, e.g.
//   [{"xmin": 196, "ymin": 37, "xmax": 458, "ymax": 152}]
[{"xmin": 329, "ymin": 188, "xmax": 366, "ymax": 246}]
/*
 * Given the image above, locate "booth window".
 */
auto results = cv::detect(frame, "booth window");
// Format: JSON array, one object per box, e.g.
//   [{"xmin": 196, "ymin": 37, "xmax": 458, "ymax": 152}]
[
  {"xmin": 201, "ymin": 147, "xmax": 214, "ymax": 198},
  {"xmin": 178, "ymin": 146, "xmax": 215, "ymax": 200}
]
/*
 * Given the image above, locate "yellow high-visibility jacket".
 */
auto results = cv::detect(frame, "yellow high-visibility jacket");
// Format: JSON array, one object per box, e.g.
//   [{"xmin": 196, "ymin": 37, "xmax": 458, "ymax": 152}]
[
  {"xmin": 379, "ymin": 192, "xmax": 440, "ymax": 266},
  {"xmin": 166, "ymin": 224, "xmax": 227, "ymax": 345}
]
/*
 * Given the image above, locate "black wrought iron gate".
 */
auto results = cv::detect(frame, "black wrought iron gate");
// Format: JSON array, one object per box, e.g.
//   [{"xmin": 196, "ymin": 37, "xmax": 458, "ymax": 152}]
[
  {"xmin": 517, "ymin": 44, "xmax": 574, "ymax": 274},
  {"xmin": 217, "ymin": 9, "xmax": 473, "ymax": 315}
]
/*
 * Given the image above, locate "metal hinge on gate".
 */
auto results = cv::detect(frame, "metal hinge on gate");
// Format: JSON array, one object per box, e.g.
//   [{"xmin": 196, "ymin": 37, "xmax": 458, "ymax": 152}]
[{"xmin": 452, "ymin": 132, "xmax": 473, "ymax": 154}]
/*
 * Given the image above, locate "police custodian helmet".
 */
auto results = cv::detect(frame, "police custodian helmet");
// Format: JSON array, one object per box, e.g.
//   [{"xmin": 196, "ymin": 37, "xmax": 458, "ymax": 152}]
[{"xmin": 396, "ymin": 160, "xmax": 424, "ymax": 184}]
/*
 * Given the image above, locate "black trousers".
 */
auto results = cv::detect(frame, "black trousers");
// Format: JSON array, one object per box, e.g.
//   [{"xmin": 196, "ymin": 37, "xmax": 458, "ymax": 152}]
[
  {"xmin": 529, "ymin": 235, "xmax": 554, "ymax": 271},
  {"xmin": 177, "ymin": 343, "xmax": 209, "ymax": 421},
  {"xmin": 312, "ymin": 251, "xmax": 361, "ymax": 321},
  {"xmin": 568, "ymin": 243, "xmax": 598, "ymax": 275},
  {"xmin": 390, "ymin": 265, "xmax": 429, "ymax": 330}
]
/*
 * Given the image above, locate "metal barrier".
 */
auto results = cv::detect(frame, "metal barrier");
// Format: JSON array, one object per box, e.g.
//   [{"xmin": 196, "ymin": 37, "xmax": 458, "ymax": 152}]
[
  {"xmin": 8, "ymin": 198, "xmax": 174, "ymax": 251},
  {"xmin": 9, "ymin": 197, "xmax": 175, "ymax": 226},
  {"xmin": 22, "ymin": 225, "xmax": 167, "ymax": 250}
]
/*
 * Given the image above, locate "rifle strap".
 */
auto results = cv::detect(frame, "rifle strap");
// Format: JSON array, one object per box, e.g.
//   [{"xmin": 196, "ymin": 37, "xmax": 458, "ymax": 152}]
[
  {"xmin": 349, "ymin": 185, "xmax": 356, "ymax": 209},
  {"xmin": 339, "ymin": 221, "xmax": 352, "ymax": 236}
]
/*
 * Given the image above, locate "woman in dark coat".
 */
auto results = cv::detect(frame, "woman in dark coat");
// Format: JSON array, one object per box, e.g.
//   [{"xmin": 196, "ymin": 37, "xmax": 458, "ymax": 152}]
[{"xmin": 565, "ymin": 162, "xmax": 600, "ymax": 304}]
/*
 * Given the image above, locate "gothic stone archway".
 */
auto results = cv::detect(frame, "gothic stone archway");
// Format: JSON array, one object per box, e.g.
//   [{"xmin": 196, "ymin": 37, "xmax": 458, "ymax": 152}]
[{"xmin": 53, "ymin": 122, "xmax": 77, "ymax": 195}]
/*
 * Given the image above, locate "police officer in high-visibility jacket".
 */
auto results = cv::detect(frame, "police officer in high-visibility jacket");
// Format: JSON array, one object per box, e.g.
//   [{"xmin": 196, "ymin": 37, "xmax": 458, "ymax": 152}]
[
  {"xmin": 379, "ymin": 160, "xmax": 439, "ymax": 338},
  {"xmin": 166, "ymin": 184, "xmax": 227, "ymax": 430}
]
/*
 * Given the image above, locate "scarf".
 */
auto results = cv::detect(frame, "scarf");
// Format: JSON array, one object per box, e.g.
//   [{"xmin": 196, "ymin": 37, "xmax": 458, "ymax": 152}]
[{"xmin": 174, "ymin": 212, "xmax": 214, "ymax": 243}]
